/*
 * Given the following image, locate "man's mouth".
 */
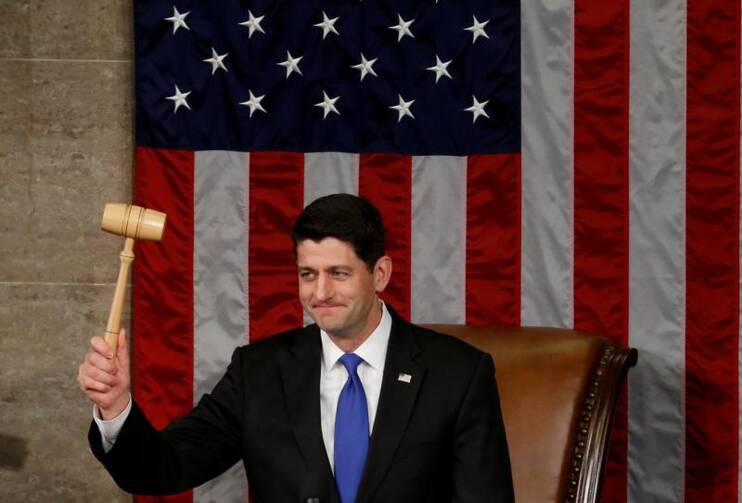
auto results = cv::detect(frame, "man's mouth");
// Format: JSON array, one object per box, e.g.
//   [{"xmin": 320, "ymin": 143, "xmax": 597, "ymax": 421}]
[{"xmin": 313, "ymin": 304, "xmax": 344, "ymax": 310}]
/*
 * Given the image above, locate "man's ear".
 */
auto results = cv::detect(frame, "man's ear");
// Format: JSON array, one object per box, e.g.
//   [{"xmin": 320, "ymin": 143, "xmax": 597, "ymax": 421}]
[{"xmin": 373, "ymin": 255, "xmax": 392, "ymax": 292}]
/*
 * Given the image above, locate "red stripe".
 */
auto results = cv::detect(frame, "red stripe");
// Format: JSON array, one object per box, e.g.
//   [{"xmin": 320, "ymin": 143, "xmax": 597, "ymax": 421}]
[
  {"xmin": 358, "ymin": 154, "xmax": 412, "ymax": 319},
  {"xmin": 465, "ymin": 154, "xmax": 521, "ymax": 326},
  {"xmin": 685, "ymin": 1, "xmax": 741, "ymax": 500},
  {"xmin": 248, "ymin": 151, "xmax": 304, "ymax": 342},
  {"xmin": 133, "ymin": 147, "xmax": 194, "ymax": 503},
  {"xmin": 573, "ymin": 2, "xmax": 630, "ymax": 501}
]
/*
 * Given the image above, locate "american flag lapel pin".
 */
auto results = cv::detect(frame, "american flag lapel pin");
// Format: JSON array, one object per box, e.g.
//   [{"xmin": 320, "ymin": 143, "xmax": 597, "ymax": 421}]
[{"xmin": 397, "ymin": 372, "xmax": 412, "ymax": 384}]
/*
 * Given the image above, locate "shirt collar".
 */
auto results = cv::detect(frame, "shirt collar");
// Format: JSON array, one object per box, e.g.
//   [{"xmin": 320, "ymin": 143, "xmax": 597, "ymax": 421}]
[{"xmin": 320, "ymin": 301, "xmax": 392, "ymax": 372}]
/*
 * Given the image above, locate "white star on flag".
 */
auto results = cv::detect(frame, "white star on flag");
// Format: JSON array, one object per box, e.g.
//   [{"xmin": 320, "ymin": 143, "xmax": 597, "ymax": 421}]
[
  {"xmin": 314, "ymin": 91, "xmax": 340, "ymax": 119},
  {"xmin": 389, "ymin": 14, "xmax": 415, "ymax": 42},
  {"xmin": 239, "ymin": 90, "xmax": 266, "ymax": 117},
  {"xmin": 277, "ymin": 51, "xmax": 303, "ymax": 79},
  {"xmin": 166, "ymin": 85, "xmax": 191, "ymax": 113},
  {"xmin": 351, "ymin": 53, "xmax": 378, "ymax": 81},
  {"xmin": 239, "ymin": 10, "xmax": 265, "ymax": 38},
  {"xmin": 390, "ymin": 94, "xmax": 415, "ymax": 122},
  {"xmin": 165, "ymin": 6, "xmax": 190, "ymax": 34},
  {"xmin": 464, "ymin": 95, "xmax": 490, "ymax": 123},
  {"xmin": 426, "ymin": 55, "xmax": 453, "ymax": 83},
  {"xmin": 464, "ymin": 15, "xmax": 490, "ymax": 43},
  {"xmin": 203, "ymin": 48, "xmax": 228, "ymax": 74},
  {"xmin": 313, "ymin": 11, "xmax": 340, "ymax": 39}
]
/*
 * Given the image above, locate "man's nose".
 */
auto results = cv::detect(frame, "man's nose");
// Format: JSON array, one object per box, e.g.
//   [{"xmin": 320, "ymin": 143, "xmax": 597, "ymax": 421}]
[{"xmin": 315, "ymin": 274, "xmax": 333, "ymax": 301}]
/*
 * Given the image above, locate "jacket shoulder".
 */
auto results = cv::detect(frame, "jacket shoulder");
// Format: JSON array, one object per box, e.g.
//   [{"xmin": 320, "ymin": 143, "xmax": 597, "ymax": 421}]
[
  {"xmin": 409, "ymin": 323, "xmax": 490, "ymax": 365},
  {"xmin": 231, "ymin": 325, "xmax": 317, "ymax": 362}
]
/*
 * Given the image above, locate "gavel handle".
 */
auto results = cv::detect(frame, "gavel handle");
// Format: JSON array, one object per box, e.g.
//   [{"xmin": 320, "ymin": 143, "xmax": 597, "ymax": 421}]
[{"xmin": 104, "ymin": 237, "xmax": 135, "ymax": 359}]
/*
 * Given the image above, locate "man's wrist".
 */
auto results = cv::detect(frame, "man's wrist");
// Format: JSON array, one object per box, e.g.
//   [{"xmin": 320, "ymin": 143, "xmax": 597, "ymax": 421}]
[
  {"xmin": 97, "ymin": 394, "xmax": 132, "ymax": 421},
  {"xmin": 94, "ymin": 394, "xmax": 132, "ymax": 452}
]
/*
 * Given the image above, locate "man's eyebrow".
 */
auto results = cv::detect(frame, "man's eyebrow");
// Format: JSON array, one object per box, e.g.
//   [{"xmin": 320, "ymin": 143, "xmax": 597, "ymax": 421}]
[
  {"xmin": 297, "ymin": 265, "xmax": 352, "ymax": 272},
  {"xmin": 327, "ymin": 265, "xmax": 354, "ymax": 273}
]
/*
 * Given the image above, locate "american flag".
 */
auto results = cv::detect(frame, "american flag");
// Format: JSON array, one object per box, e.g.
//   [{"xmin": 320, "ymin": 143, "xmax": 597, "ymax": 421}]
[{"xmin": 131, "ymin": 1, "xmax": 741, "ymax": 502}]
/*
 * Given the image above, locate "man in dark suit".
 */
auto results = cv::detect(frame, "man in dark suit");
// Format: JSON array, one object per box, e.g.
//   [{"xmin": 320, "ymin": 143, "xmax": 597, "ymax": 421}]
[{"xmin": 78, "ymin": 194, "xmax": 514, "ymax": 502}]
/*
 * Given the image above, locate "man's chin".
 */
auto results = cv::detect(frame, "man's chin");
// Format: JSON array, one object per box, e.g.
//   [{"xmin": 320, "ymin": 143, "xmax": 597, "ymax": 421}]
[
  {"xmin": 310, "ymin": 306, "xmax": 343, "ymax": 320},
  {"xmin": 314, "ymin": 319, "xmax": 358, "ymax": 340},
  {"xmin": 314, "ymin": 318, "xmax": 339, "ymax": 331}
]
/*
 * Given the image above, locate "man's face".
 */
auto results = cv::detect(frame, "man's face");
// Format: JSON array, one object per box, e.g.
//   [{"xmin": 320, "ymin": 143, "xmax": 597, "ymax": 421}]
[{"xmin": 297, "ymin": 237, "xmax": 390, "ymax": 341}]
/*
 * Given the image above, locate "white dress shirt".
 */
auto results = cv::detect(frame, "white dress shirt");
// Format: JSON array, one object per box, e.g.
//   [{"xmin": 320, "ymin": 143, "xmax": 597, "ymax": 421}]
[
  {"xmin": 94, "ymin": 302, "xmax": 392, "ymax": 466},
  {"xmin": 319, "ymin": 302, "xmax": 391, "ymax": 470}
]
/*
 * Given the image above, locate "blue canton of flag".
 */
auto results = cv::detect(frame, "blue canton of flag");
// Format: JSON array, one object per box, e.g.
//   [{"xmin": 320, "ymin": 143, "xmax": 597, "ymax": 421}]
[{"xmin": 135, "ymin": 0, "xmax": 520, "ymax": 156}]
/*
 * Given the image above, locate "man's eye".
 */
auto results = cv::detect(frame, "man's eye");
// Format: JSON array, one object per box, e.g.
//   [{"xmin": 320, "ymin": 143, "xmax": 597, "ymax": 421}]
[
  {"xmin": 332, "ymin": 270, "xmax": 349, "ymax": 278},
  {"xmin": 299, "ymin": 271, "xmax": 315, "ymax": 280}
]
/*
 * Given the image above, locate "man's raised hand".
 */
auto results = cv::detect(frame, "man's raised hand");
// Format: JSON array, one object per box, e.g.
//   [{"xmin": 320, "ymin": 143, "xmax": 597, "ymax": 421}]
[{"xmin": 77, "ymin": 329, "xmax": 131, "ymax": 419}]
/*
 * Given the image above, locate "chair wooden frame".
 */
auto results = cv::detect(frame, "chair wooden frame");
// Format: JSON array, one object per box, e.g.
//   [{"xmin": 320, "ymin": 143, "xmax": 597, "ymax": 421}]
[{"xmin": 566, "ymin": 340, "xmax": 637, "ymax": 503}]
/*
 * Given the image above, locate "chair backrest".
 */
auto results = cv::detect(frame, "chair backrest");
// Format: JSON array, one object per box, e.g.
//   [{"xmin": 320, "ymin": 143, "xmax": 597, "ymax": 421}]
[{"xmin": 423, "ymin": 325, "xmax": 637, "ymax": 503}]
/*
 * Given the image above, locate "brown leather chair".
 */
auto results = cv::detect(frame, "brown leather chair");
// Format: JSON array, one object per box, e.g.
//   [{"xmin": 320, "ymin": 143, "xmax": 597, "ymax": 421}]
[{"xmin": 424, "ymin": 325, "xmax": 637, "ymax": 503}]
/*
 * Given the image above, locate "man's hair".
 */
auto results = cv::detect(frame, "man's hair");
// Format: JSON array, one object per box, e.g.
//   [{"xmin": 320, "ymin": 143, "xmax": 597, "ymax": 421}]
[{"xmin": 291, "ymin": 193, "xmax": 386, "ymax": 270}]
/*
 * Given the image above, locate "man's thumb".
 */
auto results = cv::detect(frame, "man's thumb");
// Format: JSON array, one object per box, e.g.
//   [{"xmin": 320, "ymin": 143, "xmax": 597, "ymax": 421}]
[{"xmin": 117, "ymin": 329, "xmax": 130, "ymax": 367}]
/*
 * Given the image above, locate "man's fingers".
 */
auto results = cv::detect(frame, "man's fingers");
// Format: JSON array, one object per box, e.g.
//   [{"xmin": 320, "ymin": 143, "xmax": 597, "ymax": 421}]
[
  {"xmin": 88, "ymin": 366, "xmax": 118, "ymax": 386},
  {"xmin": 87, "ymin": 351, "xmax": 116, "ymax": 374},
  {"xmin": 79, "ymin": 375, "xmax": 112, "ymax": 393},
  {"xmin": 90, "ymin": 336, "xmax": 114, "ymax": 359},
  {"xmin": 79, "ymin": 332, "xmax": 130, "ymax": 411},
  {"xmin": 78, "ymin": 360, "xmax": 119, "ymax": 387}
]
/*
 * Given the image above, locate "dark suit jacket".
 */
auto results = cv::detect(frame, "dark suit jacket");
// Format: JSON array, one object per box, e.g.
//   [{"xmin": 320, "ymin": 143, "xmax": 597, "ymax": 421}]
[{"xmin": 89, "ymin": 307, "xmax": 514, "ymax": 502}]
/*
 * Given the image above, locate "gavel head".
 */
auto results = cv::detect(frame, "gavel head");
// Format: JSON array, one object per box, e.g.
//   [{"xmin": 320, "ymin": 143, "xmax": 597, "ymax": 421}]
[{"xmin": 101, "ymin": 203, "xmax": 167, "ymax": 241}]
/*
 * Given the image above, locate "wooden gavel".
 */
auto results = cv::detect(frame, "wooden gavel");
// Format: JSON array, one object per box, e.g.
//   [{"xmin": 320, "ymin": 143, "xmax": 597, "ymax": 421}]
[{"xmin": 101, "ymin": 203, "xmax": 167, "ymax": 357}]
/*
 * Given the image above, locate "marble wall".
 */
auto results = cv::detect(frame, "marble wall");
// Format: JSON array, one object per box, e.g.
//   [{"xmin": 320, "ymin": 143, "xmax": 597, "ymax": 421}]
[{"xmin": 1, "ymin": 1, "xmax": 134, "ymax": 501}]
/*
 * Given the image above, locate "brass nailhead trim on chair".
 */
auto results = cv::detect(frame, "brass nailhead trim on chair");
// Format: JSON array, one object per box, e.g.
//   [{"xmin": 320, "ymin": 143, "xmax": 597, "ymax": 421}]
[{"xmin": 564, "ymin": 345, "xmax": 614, "ymax": 503}]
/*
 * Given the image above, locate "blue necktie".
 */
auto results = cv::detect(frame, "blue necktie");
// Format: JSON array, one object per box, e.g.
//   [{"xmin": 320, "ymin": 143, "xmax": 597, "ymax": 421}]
[{"xmin": 334, "ymin": 353, "xmax": 369, "ymax": 503}]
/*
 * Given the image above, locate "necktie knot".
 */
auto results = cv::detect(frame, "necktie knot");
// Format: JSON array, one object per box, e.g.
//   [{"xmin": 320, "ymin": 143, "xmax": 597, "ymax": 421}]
[{"xmin": 339, "ymin": 353, "xmax": 364, "ymax": 375}]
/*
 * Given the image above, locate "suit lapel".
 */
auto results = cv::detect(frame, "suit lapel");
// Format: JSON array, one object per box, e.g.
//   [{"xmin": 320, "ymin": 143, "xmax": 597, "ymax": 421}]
[
  {"xmin": 357, "ymin": 311, "xmax": 425, "ymax": 503},
  {"xmin": 278, "ymin": 326, "xmax": 336, "ymax": 499}
]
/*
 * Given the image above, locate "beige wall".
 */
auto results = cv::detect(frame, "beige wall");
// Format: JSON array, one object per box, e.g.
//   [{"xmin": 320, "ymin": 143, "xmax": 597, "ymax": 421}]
[{"xmin": 1, "ymin": 1, "xmax": 134, "ymax": 501}]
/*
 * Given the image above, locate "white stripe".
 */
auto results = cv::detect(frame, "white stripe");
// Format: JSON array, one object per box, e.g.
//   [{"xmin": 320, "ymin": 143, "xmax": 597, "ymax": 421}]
[
  {"xmin": 627, "ymin": 2, "xmax": 686, "ymax": 502},
  {"xmin": 193, "ymin": 150, "xmax": 249, "ymax": 502},
  {"xmin": 410, "ymin": 156, "xmax": 467, "ymax": 324},
  {"xmin": 304, "ymin": 152, "xmax": 360, "ymax": 204},
  {"xmin": 519, "ymin": 0, "xmax": 574, "ymax": 327}
]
